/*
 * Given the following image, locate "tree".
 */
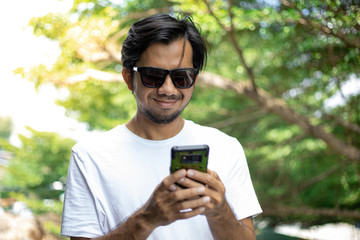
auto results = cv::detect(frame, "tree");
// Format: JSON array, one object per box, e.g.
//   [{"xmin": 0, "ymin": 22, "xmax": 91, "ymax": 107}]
[
  {"xmin": 0, "ymin": 116, "xmax": 13, "ymax": 140},
  {"xmin": 17, "ymin": 0, "xmax": 360, "ymax": 225},
  {"xmin": 2, "ymin": 127, "xmax": 75, "ymax": 199}
]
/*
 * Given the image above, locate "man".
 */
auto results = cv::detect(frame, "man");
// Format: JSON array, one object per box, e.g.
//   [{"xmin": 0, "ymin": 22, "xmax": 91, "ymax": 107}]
[{"xmin": 61, "ymin": 13, "xmax": 262, "ymax": 239}]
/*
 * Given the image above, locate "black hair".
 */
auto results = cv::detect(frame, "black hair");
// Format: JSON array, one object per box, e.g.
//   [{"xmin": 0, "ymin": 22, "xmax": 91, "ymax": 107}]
[{"xmin": 121, "ymin": 13, "xmax": 208, "ymax": 71}]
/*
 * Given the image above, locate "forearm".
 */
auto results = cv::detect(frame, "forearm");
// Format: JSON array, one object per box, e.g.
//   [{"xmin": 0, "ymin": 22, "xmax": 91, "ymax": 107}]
[
  {"xmin": 206, "ymin": 202, "xmax": 256, "ymax": 240},
  {"xmin": 92, "ymin": 208, "xmax": 155, "ymax": 240}
]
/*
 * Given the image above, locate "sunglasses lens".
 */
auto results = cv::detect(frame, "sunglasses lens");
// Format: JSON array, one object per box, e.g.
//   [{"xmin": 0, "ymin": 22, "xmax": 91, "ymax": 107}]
[
  {"xmin": 137, "ymin": 67, "xmax": 197, "ymax": 88},
  {"xmin": 172, "ymin": 69, "xmax": 196, "ymax": 88},
  {"xmin": 141, "ymin": 68, "xmax": 166, "ymax": 87}
]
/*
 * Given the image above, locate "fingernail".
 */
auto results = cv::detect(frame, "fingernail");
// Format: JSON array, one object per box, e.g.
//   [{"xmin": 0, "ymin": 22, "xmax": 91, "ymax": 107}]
[
  {"xmin": 197, "ymin": 187, "xmax": 205, "ymax": 193},
  {"xmin": 199, "ymin": 207, "xmax": 205, "ymax": 213},
  {"xmin": 187, "ymin": 169, "xmax": 194, "ymax": 176},
  {"xmin": 169, "ymin": 184, "xmax": 176, "ymax": 191},
  {"xmin": 203, "ymin": 196, "xmax": 210, "ymax": 203},
  {"xmin": 178, "ymin": 178, "xmax": 185, "ymax": 184},
  {"xmin": 177, "ymin": 169, "xmax": 186, "ymax": 177}
]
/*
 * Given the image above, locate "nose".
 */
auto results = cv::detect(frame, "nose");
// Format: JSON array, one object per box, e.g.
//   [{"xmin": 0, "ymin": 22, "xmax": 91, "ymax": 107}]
[{"xmin": 158, "ymin": 74, "xmax": 178, "ymax": 96}]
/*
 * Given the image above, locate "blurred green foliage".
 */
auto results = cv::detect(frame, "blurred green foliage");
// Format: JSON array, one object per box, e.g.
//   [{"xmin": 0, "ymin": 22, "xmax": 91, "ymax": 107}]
[
  {"xmin": 8, "ymin": 192, "xmax": 63, "ymax": 215},
  {"xmin": 0, "ymin": 116, "xmax": 13, "ymax": 140},
  {"xmin": 2, "ymin": 127, "xmax": 75, "ymax": 199},
  {"xmin": 4, "ymin": 0, "xmax": 360, "ymax": 227}
]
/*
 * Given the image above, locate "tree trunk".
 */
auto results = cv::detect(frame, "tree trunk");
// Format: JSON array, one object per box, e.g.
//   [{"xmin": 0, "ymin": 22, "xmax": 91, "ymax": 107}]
[
  {"xmin": 262, "ymin": 205, "xmax": 360, "ymax": 219},
  {"xmin": 197, "ymin": 72, "xmax": 360, "ymax": 162}
]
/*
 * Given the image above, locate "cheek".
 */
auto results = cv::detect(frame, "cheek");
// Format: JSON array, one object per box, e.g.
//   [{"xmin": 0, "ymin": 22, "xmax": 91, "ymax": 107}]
[
  {"xmin": 183, "ymin": 88, "xmax": 194, "ymax": 101},
  {"xmin": 133, "ymin": 86, "xmax": 153, "ymax": 104},
  {"xmin": 132, "ymin": 78, "xmax": 139, "ymax": 92}
]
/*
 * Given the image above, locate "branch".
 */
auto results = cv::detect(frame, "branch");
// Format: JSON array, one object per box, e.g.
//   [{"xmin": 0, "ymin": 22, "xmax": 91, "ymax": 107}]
[
  {"xmin": 197, "ymin": 72, "xmax": 360, "ymax": 162},
  {"xmin": 281, "ymin": 0, "xmax": 360, "ymax": 48},
  {"xmin": 263, "ymin": 205, "xmax": 360, "ymax": 219},
  {"xmin": 297, "ymin": 165, "xmax": 339, "ymax": 192},
  {"xmin": 202, "ymin": 0, "xmax": 258, "ymax": 92},
  {"xmin": 273, "ymin": 165, "xmax": 340, "ymax": 202},
  {"xmin": 323, "ymin": 113, "xmax": 360, "ymax": 135},
  {"xmin": 209, "ymin": 109, "xmax": 267, "ymax": 129},
  {"xmin": 65, "ymin": 69, "xmax": 123, "ymax": 84}
]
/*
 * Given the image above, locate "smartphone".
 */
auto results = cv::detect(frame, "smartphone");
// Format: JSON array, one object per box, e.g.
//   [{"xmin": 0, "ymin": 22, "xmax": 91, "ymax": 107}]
[{"xmin": 170, "ymin": 144, "xmax": 209, "ymax": 173}]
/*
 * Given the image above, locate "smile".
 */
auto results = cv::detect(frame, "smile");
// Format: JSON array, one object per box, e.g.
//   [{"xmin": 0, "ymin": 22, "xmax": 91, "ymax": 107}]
[{"xmin": 154, "ymin": 99, "xmax": 177, "ymax": 108}]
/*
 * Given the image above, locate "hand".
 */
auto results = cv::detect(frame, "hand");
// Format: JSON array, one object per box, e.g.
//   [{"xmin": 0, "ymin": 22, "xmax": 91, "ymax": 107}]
[
  {"xmin": 139, "ymin": 169, "xmax": 211, "ymax": 229},
  {"xmin": 179, "ymin": 169, "xmax": 227, "ymax": 218}
]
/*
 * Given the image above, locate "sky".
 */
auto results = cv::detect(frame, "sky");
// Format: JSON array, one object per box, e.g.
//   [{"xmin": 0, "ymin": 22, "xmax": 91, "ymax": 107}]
[{"xmin": 0, "ymin": 0, "xmax": 100, "ymax": 146}]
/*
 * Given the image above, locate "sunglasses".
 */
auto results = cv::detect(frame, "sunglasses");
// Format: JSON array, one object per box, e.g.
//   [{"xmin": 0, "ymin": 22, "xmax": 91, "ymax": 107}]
[{"xmin": 133, "ymin": 67, "xmax": 199, "ymax": 89}]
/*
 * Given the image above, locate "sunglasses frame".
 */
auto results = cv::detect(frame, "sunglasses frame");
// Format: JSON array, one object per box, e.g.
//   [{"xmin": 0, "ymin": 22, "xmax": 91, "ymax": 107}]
[{"xmin": 133, "ymin": 66, "xmax": 199, "ymax": 89}]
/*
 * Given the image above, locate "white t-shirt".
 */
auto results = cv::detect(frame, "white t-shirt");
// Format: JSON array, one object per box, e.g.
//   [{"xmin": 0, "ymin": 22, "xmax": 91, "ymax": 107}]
[{"xmin": 61, "ymin": 120, "xmax": 262, "ymax": 239}]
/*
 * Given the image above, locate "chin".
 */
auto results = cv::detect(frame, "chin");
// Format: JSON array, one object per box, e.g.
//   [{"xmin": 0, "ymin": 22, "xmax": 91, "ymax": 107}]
[{"xmin": 145, "ymin": 110, "xmax": 182, "ymax": 125}]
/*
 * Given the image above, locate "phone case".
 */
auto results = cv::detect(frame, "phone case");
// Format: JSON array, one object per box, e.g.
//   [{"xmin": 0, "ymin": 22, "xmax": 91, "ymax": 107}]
[{"xmin": 170, "ymin": 144, "xmax": 209, "ymax": 173}]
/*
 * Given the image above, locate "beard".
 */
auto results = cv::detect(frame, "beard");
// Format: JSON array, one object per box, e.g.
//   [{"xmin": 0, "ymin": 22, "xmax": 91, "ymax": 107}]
[
  {"xmin": 136, "ymin": 93, "xmax": 189, "ymax": 124},
  {"xmin": 142, "ymin": 107, "xmax": 184, "ymax": 124}
]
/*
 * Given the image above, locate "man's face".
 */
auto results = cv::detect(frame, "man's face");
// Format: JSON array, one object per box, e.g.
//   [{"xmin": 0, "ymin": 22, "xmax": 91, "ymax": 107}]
[{"xmin": 131, "ymin": 38, "xmax": 196, "ymax": 124}]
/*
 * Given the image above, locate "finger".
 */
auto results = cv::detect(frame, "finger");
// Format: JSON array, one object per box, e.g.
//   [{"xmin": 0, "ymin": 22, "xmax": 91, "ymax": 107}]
[
  {"xmin": 168, "ymin": 184, "xmax": 177, "ymax": 192},
  {"xmin": 170, "ymin": 186, "xmax": 206, "ymax": 202},
  {"xmin": 172, "ymin": 178, "xmax": 204, "ymax": 201},
  {"xmin": 186, "ymin": 169, "xmax": 212, "ymax": 187},
  {"xmin": 175, "ymin": 196, "xmax": 211, "ymax": 212},
  {"xmin": 160, "ymin": 169, "xmax": 186, "ymax": 191},
  {"xmin": 177, "ymin": 176, "xmax": 204, "ymax": 189},
  {"xmin": 176, "ymin": 206, "xmax": 206, "ymax": 220},
  {"xmin": 187, "ymin": 169, "xmax": 223, "ymax": 191},
  {"xmin": 169, "ymin": 182, "xmax": 187, "ymax": 191},
  {"xmin": 208, "ymin": 169, "xmax": 220, "ymax": 179}
]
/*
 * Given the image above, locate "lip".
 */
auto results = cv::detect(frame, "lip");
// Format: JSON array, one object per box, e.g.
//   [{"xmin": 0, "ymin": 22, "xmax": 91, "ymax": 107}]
[{"xmin": 154, "ymin": 99, "xmax": 177, "ymax": 108}]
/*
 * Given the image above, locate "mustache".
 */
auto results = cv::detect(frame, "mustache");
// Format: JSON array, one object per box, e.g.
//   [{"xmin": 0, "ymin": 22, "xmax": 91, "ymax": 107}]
[{"xmin": 153, "ymin": 93, "xmax": 183, "ymax": 101}]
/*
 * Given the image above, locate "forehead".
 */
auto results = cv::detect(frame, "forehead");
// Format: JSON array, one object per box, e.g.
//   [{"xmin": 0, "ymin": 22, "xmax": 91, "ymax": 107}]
[{"xmin": 138, "ymin": 38, "xmax": 194, "ymax": 69}]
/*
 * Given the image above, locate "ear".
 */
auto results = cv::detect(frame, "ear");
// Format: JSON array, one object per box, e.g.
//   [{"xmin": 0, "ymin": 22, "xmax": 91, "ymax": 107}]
[
  {"xmin": 193, "ymin": 74, "xmax": 199, "ymax": 86},
  {"xmin": 122, "ymin": 67, "xmax": 133, "ymax": 91}
]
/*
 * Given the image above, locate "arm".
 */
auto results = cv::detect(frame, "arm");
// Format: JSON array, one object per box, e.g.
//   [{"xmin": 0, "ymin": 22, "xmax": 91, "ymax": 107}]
[
  {"xmin": 69, "ymin": 169, "xmax": 210, "ymax": 240},
  {"xmin": 207, "ymin": 208, "xmax": 256, "ymax": 240},
  {"xmin": 183, "ymin": 169, "xmax": 257, "ymax": 240}
]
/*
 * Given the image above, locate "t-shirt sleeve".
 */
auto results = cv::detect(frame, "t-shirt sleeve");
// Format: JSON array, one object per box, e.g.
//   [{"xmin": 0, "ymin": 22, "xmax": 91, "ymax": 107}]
[
  {"xmin": 224, "ymin": 140, "xmax": 262, "ymax": 220},
  {"xmin": 61, "ymin": 148, "xmax": 105, "ymax": 238}
]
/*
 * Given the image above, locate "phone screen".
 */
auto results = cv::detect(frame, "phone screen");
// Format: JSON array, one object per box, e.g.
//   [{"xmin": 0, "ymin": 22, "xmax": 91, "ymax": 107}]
[{"xmin": 170, "ymin": 145, "xmax": 209, "ymax": 173}]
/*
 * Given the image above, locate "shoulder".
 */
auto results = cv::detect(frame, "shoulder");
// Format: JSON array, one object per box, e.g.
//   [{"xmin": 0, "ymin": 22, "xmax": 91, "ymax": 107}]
[
  {"xmin": 184, "ymin": 120, "xmax": 244, "ymax": 160},
  {"xmin": 71, "ymin": 125, "xmax": 123, "ymax": 154},
  {"xmin": 185, "ymin": 120, "xmax": 239, "ymax": 144}
]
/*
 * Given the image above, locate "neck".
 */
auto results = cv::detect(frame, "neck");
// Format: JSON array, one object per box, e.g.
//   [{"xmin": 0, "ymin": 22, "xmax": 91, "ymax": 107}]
[{"xmin": 125, "ymin": 114, "xmax": 185, "ymax": 140}]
